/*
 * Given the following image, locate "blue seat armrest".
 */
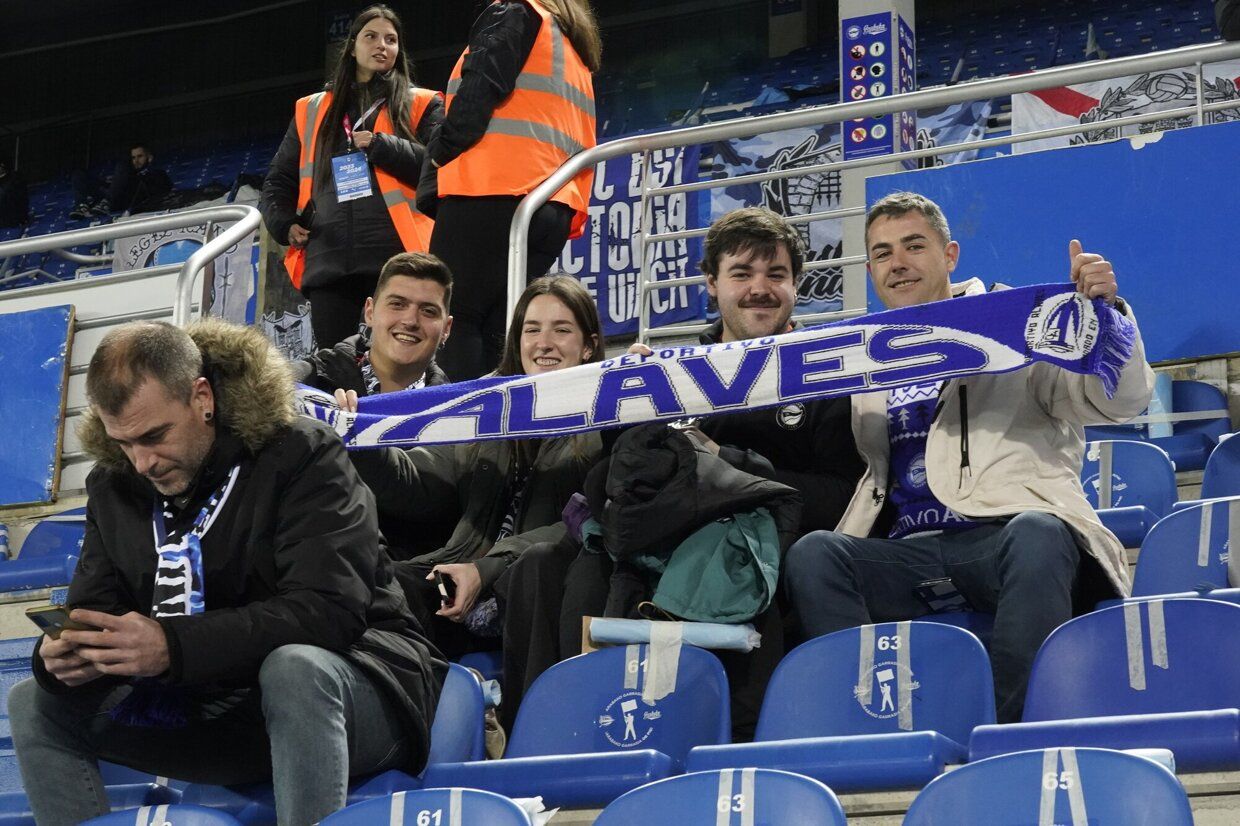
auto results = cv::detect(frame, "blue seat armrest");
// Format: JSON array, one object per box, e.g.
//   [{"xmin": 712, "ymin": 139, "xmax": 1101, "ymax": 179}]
[
  {"xmin": 1096, "ymin": 506, "xmax": 1156, "ymax": 548},
  {"xmin": 686, "ymin": 731, "xmax": 967, "ymax": 793},
  {"xmin": 421, "ymin": 750, "xmax": 674, "ymax": 809},
  {"xmin": 1096, "ymin": 588, "xmax": 1240, "ymax": 610},
  {"xmin": 969, "ymin": 709, "xmax": 1240, "ymax": 772}
]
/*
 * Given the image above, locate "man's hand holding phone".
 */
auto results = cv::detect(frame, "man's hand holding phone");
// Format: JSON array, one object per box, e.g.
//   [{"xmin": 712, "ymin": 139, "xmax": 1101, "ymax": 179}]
[
  {"xmin": 426, "ymin": 563, "xmax": 482, "ymax": 622},
  {"xmin": 33, "ymin": 608, "xmax": 171, "ymax": 685}
]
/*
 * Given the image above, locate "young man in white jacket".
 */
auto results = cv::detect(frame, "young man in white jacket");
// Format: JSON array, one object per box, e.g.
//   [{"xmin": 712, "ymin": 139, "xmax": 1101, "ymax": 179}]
[{"xmin": 784, "ymin": 191, "xmax": 1156, "ymax": 722}]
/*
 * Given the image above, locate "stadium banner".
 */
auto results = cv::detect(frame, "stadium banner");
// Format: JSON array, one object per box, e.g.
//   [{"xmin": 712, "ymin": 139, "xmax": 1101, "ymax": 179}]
[
  {"xmin": 297, "ymin": 283, "xmax": 1136, "ymax": 449},
  {"xmin": 709, "ymin": 123, "xmax": 846, "ymax": 317},
  {"xmin": 706, "ymin": 101, "xmax": 993, "ymax": 316},
  {"xmin": 552, "ymin": 145, "xmax": 707, "ymax": 337},
  {"xmin": 1011, "ymin": 60, "xmax": 1240, "ymax": 153}
]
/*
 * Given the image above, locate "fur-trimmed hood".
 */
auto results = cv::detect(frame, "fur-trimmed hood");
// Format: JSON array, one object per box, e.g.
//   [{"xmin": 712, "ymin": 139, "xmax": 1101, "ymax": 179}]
[{"xmin": 79, "ymin": 318, "xmax": 297, "ymax": 472}]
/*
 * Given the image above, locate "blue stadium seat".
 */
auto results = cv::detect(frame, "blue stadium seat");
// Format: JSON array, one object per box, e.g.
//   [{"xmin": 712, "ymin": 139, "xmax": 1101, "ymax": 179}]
[
  {"xmin": 1201, "ymin": 434, "xmax": 1240, "ymax": 499},
  {"xmin": 83, "ymin": 804, "xmax": 243, "ymax": 825},
  {"xmin": 320, "ymin": 788, "xmax": 529, "ymax": 825},
  {"xmin": 595, "ymin": 768, "xmax": 846, "ymax": 826},
  {"xmin": 0, "ymin": 509, "xmax": 86, "ymax": 593},
  {"xmin": 1080, "ymin": 440, "xmax": 1175, "ymax": 546},
  {"xmin": 456, "ymin": 649, "xmax": 503, "ymax": 683},
  {"xmin": 1131, "ymin": 497, "xmax": 1237, "ymax": 596},
  {"xmin": 970, "ymin": 599, "xmax": 1240, "ymax": 770},
  {"xmin": 1086, "ymin": 380, "xmax": 1230, "ymax": 472},
  {"xmin": 915, "ymin": 611, "xmax": 994, "ymax": 648},
  {"xmin": 904, "ymin": 747, "xmax": 1193, "ymax": 825},
  {"xmin": 421, "ymin": 644, "xmax": 731, "ymax": 809},
  {"xmin": 0, "ymin": 785, "xmax": 182, "ymax": 826},
  {"xmin": 181, "ymin": 662, "xmax": 486, "ymax": 821},
  {"xmin": 686, "ymin": 622, "xmax": 994, "ymax": 792}
]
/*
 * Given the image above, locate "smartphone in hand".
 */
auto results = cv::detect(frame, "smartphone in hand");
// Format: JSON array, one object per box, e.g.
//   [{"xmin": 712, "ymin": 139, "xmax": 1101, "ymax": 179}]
[
  {"xmin": 433, "ymin": 570, "xmax": 457, "ymax": 607},
  {"xmin": 25, "ymin": 606, "xmax": 100, "ymax": 640}
]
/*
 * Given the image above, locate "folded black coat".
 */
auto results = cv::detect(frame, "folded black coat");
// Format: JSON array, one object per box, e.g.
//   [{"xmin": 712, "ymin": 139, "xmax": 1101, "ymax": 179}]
[{"xmin": 586, "ymin": 423, "xmax": 803, "ymax": 604}]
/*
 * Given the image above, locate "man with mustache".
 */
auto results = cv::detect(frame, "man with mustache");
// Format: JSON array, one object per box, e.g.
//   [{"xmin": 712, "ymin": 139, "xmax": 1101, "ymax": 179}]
[{"xmin": 497, "ymin": 207, "xmax": 865, "ymax": 738}]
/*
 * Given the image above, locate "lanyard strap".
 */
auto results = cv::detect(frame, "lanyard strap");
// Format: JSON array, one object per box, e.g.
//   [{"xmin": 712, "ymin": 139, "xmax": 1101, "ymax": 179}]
[{"xmin": 343, "ymin": 99, "xmax": 386, "ymax": 147}]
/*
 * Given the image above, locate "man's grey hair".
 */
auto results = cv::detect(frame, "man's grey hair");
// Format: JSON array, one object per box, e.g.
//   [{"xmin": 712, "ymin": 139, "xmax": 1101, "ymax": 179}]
[{"xmin": 865, "ymin": 191, "xmax": 953, "ymax": 248}]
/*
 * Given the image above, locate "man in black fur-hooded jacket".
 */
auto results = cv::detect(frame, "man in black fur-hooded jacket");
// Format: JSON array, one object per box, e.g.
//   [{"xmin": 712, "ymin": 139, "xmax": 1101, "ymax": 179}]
[{"xmin": 7, "ymin": 319, "xmax": 445, "ymax": 826}]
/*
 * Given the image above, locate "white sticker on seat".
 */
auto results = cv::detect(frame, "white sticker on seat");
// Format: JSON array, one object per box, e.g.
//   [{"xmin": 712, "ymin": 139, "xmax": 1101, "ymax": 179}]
[
  {"xmin": 1229, "ymin": 500, "xmax": 1240, "ymax": 588},
  {"xmin": 1038, "ymin": 748, "xmax": 1058, "ymax": 826},
  {"xmin": 1147, "ymin": 599, "xmax": 1169, "ymax": 670},
  {"xmin": 740, "ymin": 767, "xmax": 756, "ymax": 826},
  {"xmin": 1198, "ymin": 501, "xmax": 1215, "ymax": 568},
  {"xmin": 1098, "ymin": 442, "xmax": 1114, "ymax": 509},
  {"xmin": 896, "ymin": 620, "xmax": 914, "ymax": 731},
  {"xmin": 856, "ymin": 624, "xmax": 876, "ymax": 706},
  {"xmin": 642, "ymin": 622, "xmax": 684, "ymax": 704},
  {"xmin": 1061, "ymin": 748, "xmax": 1089, "ymax": 825},
  {"xmin": 716, "ymin": 769, "xmax": 733, "ymax": 826},
  {"xmin": 389, "ymin": 790, "xmax": 405, "ymax": 826},
  {"xmin": 1123, "ymin": 602, "xmax": 1146, "ymax": 691}
]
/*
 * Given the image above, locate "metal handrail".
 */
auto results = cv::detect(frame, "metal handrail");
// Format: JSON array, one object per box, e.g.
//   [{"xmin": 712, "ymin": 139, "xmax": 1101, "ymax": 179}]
[
  {"xmin": 507, "ymin": 39, "xmax": 1240, "ymax": 334},
  {"xmin": 0, "ymin": 204, "xmax": 262, "ymax": 328}
]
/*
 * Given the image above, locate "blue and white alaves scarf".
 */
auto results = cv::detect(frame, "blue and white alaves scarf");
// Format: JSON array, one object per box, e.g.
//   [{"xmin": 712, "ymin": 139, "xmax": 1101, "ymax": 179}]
[{"xmin": 297, "ymin": 284, "xmax": 1137, "ymax": 450}]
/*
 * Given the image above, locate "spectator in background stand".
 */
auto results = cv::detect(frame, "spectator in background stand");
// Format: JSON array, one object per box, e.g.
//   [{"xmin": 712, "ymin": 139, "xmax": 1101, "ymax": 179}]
[
  {"xmin": 70, "ymin": 143, "xmax": 173, "ymax": 219},
  {"xmin": 261, "ymin": 4, "xmax": 443, "ymax": 349},
  {"xmin": 0, "ymin": 161, "xmax": 29, "ymax": 228},
  {"xmin": 1219, "ymin": 0, "xmax": 1240, "ymax": 39},
  {"xmin": 420, "ymin": 0, "xmax": 601, "ymax": 380}
]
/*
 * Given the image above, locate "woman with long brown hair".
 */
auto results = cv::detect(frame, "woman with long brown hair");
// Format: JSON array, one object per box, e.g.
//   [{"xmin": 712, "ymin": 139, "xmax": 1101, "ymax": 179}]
[
  {"xmin": 261, "ymin": 5, "xmax": 443, "ymax": 348},
  {"xmin": 420, "ymin": 0, "xmax": 602, "ymax": 380},
  {"xmin": 349, "ymin": 274, "xmax": 605, "ymax": 658}
]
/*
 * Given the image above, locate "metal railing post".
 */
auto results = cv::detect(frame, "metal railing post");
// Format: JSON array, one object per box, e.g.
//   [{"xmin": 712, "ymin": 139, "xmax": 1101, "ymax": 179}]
[{"xmin": 503, "ymin": 40, "xmax": 1240, "ymax": 337}]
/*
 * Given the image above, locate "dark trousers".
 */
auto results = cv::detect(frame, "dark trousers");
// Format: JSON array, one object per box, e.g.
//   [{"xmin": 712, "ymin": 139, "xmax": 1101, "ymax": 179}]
[
  {"xmin": 496, "ymin": 533, "xmax": 785, "ymax": 741},
  {"xmin": 494, "ymin": 533, "xmax": 611, "ymax": 734},
  {"xmin": 783, "ymin": 512, "xmax": 1080, "ymax": 723},
  {"xmin": 303, "ymin": 274, "xmax": 377, "ymax": 350},
  {"xmin": 430, "ymin": 196, "xmax": 573, "ymax": 380}
]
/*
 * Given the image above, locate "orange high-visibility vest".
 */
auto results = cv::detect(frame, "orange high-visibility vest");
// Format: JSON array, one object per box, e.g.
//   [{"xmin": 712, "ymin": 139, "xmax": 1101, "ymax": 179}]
[
  {"xmin": 438, "ymin": 0, "xmax": 596, "ymax": 239},
  {"xmin": 283, "ymin": 88, "xmax": 438, "ymax": 289}
]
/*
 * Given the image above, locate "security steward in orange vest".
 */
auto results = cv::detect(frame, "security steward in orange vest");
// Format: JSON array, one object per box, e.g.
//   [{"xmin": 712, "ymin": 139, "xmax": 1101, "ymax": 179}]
[
  {"xmin": 261, "ymin": 6, "xmax": 442, "ymax": 349},
  {"xmin": 418, "ymin": 0, "xmax": 601, "ymax": 380}
]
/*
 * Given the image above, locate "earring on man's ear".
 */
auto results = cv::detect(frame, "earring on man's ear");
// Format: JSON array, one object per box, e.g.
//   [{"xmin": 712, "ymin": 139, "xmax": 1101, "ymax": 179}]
[{"xmin": 204, "ymin": 411, "xmax": 214, "ymax": 422}]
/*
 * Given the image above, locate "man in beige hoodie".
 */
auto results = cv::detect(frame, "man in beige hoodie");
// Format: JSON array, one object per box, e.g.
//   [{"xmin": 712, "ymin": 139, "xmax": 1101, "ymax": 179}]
[{"xmin": 784, "ymin": 191, "xmax": 1155, "ymax": 723}]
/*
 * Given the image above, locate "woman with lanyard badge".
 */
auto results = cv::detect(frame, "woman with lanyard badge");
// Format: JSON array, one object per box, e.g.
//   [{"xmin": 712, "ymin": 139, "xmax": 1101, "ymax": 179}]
[{"xmin": 261, "ymin": 5, "xmax": 442, "ymax": 348}]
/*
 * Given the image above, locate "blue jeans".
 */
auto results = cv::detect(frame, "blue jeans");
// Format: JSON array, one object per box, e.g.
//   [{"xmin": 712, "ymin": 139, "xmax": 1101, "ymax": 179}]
[
  {"xmin": 7, "ymin": 644, "xmax": 409, "ymax": 825},
  {"xmin": 784, "ymin": 512, "xmax": 1080, "ymax": 723}
]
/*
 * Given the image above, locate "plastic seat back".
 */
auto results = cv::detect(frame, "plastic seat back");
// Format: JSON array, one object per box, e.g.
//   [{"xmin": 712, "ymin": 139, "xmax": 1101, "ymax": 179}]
[
  {"xmin": 754, "ymin": 621, "xmax": 995, "ymax": 745},
  {"xmin": 1023, "ymin": 599, "xmax": 1240, "ymax": 721},
  {"xmin": 1172, "ymin": 380, "xmax": 1230, "ymax": 441},
  {"xmin": 320, "ymin": 788, "xmax": 530, "ymax": 825},
  {"xmin": 506, "ymin": 644, "xmax": 730, "ymax": 768},
  {"xmin": 1081, "ymin": 440, "xmax": 1176, "ymax": 517},
  {"xmin": 1132, "ymin": 497, "xmax": 1238, "ymax": 596},
  {"xmin": 426, "ymin": 663, "xmax": 486, "ymax": 765},
  {"xmin": 83, "ymin": 804, "xmax": 244, "ymax": 825},
  {"xmin": 17, "ymin": 509, "xmax": 86, "ymax": 559},
  {"xmin": 1202, "ymin": 434, "xmax": 1240, "ymax": 499},
  {"xmin": 595, "ymin": 768, "xmax": 847, "ymax": 826},
  {"xmin": 904, "ymin": 747, "xmax": 1192, "ymax": 825}
]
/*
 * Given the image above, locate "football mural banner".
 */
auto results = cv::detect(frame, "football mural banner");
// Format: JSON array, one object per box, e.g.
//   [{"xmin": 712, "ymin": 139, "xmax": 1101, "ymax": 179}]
[
  {"xmin": 552, "ymin": 145, "xmax": 708, "ymax": 337},
  {"xmin": 1012, "ymin": 60, "xmax": 1240, "ymax": 152},
  {"xmin": 706, "ymin": 101, "xmax": 993, "ymax": 317},
  {"xmin": 296, "ymin": 283, "xmax": 1136, "ymax": 450}
]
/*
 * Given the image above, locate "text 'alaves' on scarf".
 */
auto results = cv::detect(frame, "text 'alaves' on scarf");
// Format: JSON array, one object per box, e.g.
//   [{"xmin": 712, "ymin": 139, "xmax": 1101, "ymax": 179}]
[{"xmin": 297, "ymin": 283, "xmax": 1137, "ymax": 450}]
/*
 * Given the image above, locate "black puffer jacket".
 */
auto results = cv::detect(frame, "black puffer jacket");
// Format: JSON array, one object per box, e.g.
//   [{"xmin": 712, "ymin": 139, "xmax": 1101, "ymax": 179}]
[
  {"xmin": 290, "ymin": 332, "xmax": 451, "ymax": 396},
  {"xmin": 260, "ymin": 79, "xmax": 444, "ymax": 292},
  {"xmin": 42, "ymin": 319, "xmax": 447, "ymax": 775}
]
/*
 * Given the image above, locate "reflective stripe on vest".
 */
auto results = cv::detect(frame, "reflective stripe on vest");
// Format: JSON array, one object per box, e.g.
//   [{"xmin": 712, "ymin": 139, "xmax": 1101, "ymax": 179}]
[
  {"xmin": 283, "ymin": 88, "xmax": 437, "ymax": 289},
  {"xmin": 439, "ymin": 0, "xmax": 595, "ymax": 238}
]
